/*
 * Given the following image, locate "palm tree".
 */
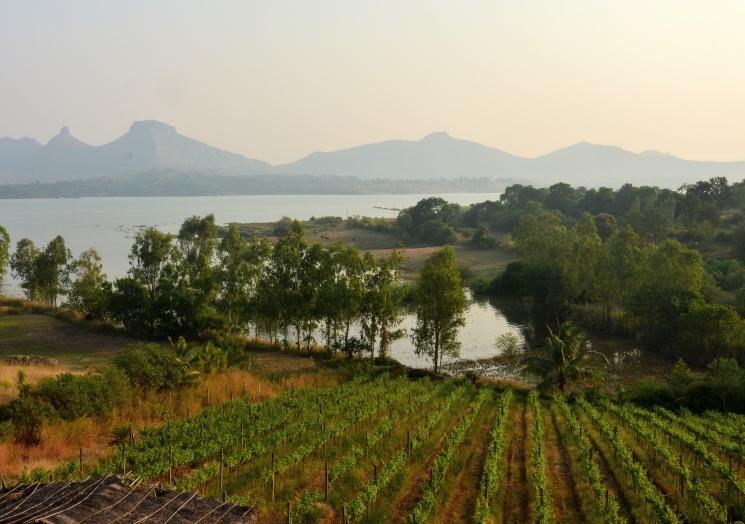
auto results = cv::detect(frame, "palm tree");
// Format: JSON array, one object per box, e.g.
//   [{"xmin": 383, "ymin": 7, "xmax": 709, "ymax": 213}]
[{"xmin": 522, "ymin": 322, "xmax": 607, "ymax": 394}]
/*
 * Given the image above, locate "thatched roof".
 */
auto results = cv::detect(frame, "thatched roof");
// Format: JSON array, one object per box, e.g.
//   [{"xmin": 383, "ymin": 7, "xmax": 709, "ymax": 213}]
[{"xmin": 0, "ymin": 475, "xmax": 254, "ymax": 523}]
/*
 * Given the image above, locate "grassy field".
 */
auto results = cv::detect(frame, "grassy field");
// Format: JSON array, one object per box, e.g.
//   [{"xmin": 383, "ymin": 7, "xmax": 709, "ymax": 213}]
[{"xmin": 0, "ymin": 314, "xmax": 134, "ymax": 368}]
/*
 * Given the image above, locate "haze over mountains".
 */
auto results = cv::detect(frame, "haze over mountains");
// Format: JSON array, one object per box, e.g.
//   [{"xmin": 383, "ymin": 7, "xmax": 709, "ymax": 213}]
[{"xmin": 1, "ymin": 120, "xmax": 743, "ymax": 189}]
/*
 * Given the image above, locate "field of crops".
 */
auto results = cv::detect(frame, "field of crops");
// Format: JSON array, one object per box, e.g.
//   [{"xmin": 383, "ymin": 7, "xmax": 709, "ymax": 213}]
[{"xmin": 90, "ymin": 373, "xmax": 745, "ymax": 523}]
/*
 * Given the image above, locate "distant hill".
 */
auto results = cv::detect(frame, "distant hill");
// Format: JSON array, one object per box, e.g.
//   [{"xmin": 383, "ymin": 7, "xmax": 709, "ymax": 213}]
[
  {"xmin": 0, "ymin": 121, "xmax": 271, "ymax": 182},
  {"xmin": 1, "ymin": 123, "xmax": 743, "ymax": 188},
  {"xmin": 279, "ymin": 133, "xmax": 745, "ymax": 188},
  {"xmin": 276, "ymin": 131, "xmax": 524, "ymax": 180},
  {"xmin": 522, "ymin": 142, "xmax": 745, "ymax": 188}
]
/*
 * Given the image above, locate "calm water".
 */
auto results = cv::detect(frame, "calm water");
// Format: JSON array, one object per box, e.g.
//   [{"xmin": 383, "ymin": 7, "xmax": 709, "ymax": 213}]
[{"xmin": 0, "ymin": 193, "xmax": 527, "ymax": 368}]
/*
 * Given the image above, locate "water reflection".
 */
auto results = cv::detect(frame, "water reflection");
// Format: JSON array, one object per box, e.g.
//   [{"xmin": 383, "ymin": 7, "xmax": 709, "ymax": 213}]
[{"xmin": 388, "ymin": 294, "xmax": 531, "ymax": 369}]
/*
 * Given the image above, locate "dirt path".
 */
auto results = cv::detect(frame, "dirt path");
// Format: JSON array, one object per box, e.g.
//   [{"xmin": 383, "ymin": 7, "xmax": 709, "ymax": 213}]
[
  {"xmin": 433, "ymin": 398, "xmax": 497, "ymax": 523},
  {"xmin": 500, "ymin": 399, "xmax": 529, "ymax": 524},
  {"xmin": 543, "ymin": 405, "xmax": 584, "ymax": 523}
]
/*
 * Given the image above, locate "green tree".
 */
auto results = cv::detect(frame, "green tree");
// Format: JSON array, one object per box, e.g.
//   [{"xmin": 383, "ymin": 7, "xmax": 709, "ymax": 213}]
[
  {"xmin": 127, "ymin": 227, "xmax": 180, "ymax": 336},
  {"xmin": 511, "ymin": 211, "xmax": 579, "ymax": 319},
  {"xmin": 331, "ymin": 245, "xmax": 366, "ymax": 347},
  {"xmin": 522, "ymin": 322, "xmax": 606, "ymax": 394},
  {"xmin": 10, "ymin": 238, "xmax": 41, "ymax": 300},
  {"xmin": 0, "ymin": 225, "xmax": 10, "ymax": 285},
  {"xmin": 216, "ymin": 225, "xmax": 268, "ymax": 334},
  {"xmin": 67, "ymin": 248, "xmax": 108, "ymax": 319},
  {"xmin": 361, "ymin": 251, "xmax": 404, "ymax": 361},
  {"xmin": 397, "ymin": 197, "xmax": 461, "ymax": 244},
  {"xmin": 678, "ymin": 303, "xmax": 745, "ymax": 363},
  {"xmin": 495, "ymin": 332, "xmax": 523, "ymax": 376},
  {"xmin": 629, "ymin": 240, "xmax": 704, "ymax": 353},
  {"xmin": 177, "ymin": 215, "xmax": 219, "ymax": 334},
  {"xmin": 411, "ymin": 247, "xmax": 466, "ymax": 373},
  {"xmin": 706, "ymin": 358, "xmax": 745, "ymax": 411},
  {"xmin": 595, "ymin": 226, "xmax": 641, "ymax": 328},
  {"xmin": 571, "ymin": 213, "xmax": 602, "ymax": 303},
  {"xmin": 36, "ymin": 235, "xmax": 72, "ymax": 306},
  {"xmin": 265, "ymin": 220, "xmax": 307, "ymax": 347}
]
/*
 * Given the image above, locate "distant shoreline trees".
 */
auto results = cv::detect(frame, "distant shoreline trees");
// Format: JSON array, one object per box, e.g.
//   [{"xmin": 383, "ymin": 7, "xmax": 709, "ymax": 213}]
[{"xmin": 4, "ymin": 216, "xmax": 407, "ymax": 361}]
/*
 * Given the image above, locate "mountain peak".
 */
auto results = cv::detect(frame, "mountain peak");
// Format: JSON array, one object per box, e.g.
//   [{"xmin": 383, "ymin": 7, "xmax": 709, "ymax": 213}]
[
  {"xmin": 421, "ymin": 131, "xmax": 453, "ymax": 141},
  {"xmin": 128, "ymin": 120, "xmax": 176, "ymax": 135},
  {"xmin": 46, "ymin": 126, "xmax": 90, "ymax": 148}
]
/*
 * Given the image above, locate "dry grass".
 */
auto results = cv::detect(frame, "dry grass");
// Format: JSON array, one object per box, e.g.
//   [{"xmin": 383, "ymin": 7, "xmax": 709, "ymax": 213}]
[
  {"xmin": 0, "ymin": 366, "xmax": 337, "ymax": 478},
  {"xmin": 0, "ymin": 364, "xmax": 81, "ymax": 404}
]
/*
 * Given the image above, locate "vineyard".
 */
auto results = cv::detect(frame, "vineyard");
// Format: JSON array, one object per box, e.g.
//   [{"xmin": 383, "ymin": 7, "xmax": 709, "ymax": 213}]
[{"xmin": 73, "ymin": 372, "xmax": 745, "ymax": 523}]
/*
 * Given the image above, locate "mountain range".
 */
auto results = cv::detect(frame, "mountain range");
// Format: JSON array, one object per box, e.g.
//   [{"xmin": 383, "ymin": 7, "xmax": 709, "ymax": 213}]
[{"xmin": 1, "ymin": 121, "xmax": 743, "ymax": 189}]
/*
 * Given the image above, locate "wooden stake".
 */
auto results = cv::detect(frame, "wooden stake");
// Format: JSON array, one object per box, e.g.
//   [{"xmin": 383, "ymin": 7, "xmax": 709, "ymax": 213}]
[
  {"xmin": 287, "ymin": 500, "xmax": 292, "ymax": 524},
  {"xmin": 324, "ymin": 460, "xmax": 329, "ymax": 500},
  {"xmin": 79, "ymin": 447, "xmax": 83, "ymax": 479},
  {"xmin": 271, "ymin": 451, "xmax": 276, "ymax": 502},
  {"xmin": 219, "ymin": 447, "xmax": 224, "ymax": 497}
]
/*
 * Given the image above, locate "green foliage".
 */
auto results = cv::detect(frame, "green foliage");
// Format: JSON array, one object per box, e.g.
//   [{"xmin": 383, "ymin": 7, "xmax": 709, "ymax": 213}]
[
  {"xmin": 411, "ymin": 246, "xmax": 467, "ymax": 373},
  {"xmin": 629, "ymin": 240, "xmax": 705, "ymax": 351},
  {"xmin": 360, "ymin": 250, "xmax": 404, "ymax": 360},
  {"xmin": 473, "ymin": 389, "xmax": 513, "ymax": 523},
  {"xmin": 408, "ymin": 389, "xmax": 488, "ymax": 523},
  {"xmin": 396, "ymin": 197, "xmax": 461, "ymax": 244},
  {"xmin": 170, "ymin": 337, "xmax": 228, "ymax": 375},
  {"xmin": 66, "ymin": 248, "xmax": 108, "ymax": 319},
  {"xmin": 0, "ymin": 224, "xmax": 9, "ymax": 283},
  {"xmin": 36, "ymin": 369, "xmax": 128, "ymax": 419},
  {"xmin": 10, "ymin": 238, "xmax": 41, "ymax": 301},
  {"xmin": 522, "ymin": 322, "xmax": 607, "ymax": 393},
  {"xmin": 552, "ymin": 395, "xmax": 624, "ymax": 523},
  {"xmin": 528, "ymin": 391, "xmax": 553, "ymax": 524},
  {"xmin": 113, "ymin": 343, "xmax": 196, "ymax": 392},
  {"xmin": 578, "ymin": 397, "xmax": 680, "ymax": 523},
  {"xmin": 470, "ymin": 227, "xmax": 498, "ymax": 249}
]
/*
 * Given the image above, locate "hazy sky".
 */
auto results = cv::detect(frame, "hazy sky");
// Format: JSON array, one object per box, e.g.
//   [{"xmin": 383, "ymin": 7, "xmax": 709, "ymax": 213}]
[{"xmin": 1, "ymin": 0, "xmax": 744, "ymax": 164}]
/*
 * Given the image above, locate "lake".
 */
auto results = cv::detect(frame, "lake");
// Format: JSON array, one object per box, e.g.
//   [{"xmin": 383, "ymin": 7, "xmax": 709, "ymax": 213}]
[{"xmin": 0, "ymin": 193, "xmax": 528, "ymax": 369}]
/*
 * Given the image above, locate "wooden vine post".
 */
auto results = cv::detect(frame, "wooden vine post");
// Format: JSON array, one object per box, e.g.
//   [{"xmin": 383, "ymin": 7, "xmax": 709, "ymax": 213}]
[
  {"xmin": 168, "ymin": 442, "xmax": 173, "ymax": 485},
  {"xmin": 271, "ymin": 451, "xmax": 276, "ymax": 502},
  {"xmin": 324, "ymin": 460, "xmax": 329, "ymax": 500},
  {"xmin": 287, "ymin": 500, "xmax": 292, "ymax": 524},
  {"xmin": 219, "ymin": 447, "xmax": 224, "ymax": 500}
]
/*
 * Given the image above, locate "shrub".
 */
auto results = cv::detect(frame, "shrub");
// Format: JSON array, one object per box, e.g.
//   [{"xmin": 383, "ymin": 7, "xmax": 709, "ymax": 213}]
[
  {"xmin": 36, "ymin": 369, "xmax": 129, "ymax": 420},
  {"xmin": 113, "ymin": 343, "xmax": 195, "ymax": 392},
  {"xmin": 470, "ymin": 227, "xmax": 498, "ymax": 249}
]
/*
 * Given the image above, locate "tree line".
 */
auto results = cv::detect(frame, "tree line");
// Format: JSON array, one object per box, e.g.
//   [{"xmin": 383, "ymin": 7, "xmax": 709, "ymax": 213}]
[
  {"xmin": 490, "ymin": 209, "xmax": 745, "ymax": 366},
  {"xmin": 0, "ymin": 217, "xmax": 466, "ymax": 370}
]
